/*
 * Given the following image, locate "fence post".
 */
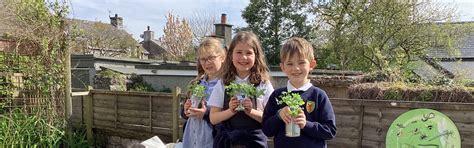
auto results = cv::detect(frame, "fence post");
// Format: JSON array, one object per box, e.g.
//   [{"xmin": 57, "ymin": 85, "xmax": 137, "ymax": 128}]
[
  {"xmin": 149, "ymin": 95, "xmax": 153, "ymax": 132},
  {"xmin": 358, "ymin": 101, "xmax": 365, "ymax": 148},
  {"xmin": 172, "ymin": 87, "xmax": 181, "ymax": 142},
  {"xmin": 85, "ymin": 89, "xmax": 94, "ymax": 146},
  {"xmin": 114, "ymin": 93, "xmax": 118, "ymax": 128}
]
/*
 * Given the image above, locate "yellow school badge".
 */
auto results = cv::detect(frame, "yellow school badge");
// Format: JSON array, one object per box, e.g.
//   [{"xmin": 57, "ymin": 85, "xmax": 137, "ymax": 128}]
[{"xmin": 306, "ymin": 101, "xmax": 315, "ymax": 113}]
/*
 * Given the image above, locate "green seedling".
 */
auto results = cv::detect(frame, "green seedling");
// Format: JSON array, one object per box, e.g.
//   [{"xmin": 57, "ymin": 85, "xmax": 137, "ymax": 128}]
[
  {"xmin": 225, "ymin": 82, "xmax": 265, "ymax": 111},
  {"xmin": 225, "ymin": 82, "xmax": 265, "ymax": 99},
  {"xmin": 277, "ymin": 92, "xmax": 305, "ymax": 117},
  {"xmin": 188, "ymin": 81, "xmax": 206, "ymax": 98}
]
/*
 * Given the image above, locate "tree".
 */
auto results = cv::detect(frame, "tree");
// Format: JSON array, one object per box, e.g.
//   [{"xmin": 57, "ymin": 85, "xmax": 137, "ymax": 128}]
[
  {"xmin": 314, "ymin": 0, "xmax": 462, "ymax": 75},
  {"xmin": 72, "ymin": 21, "xmax": 138, "ymax": 57},
  {"xmin": 0, "ymin": 0, "xmax": 88, "ymax": 146},
  {"xmin": 159, "ymin": 12, "xmax": 194, "ymax": 61},
  {"xmin": 242, "ymin": 0, "xmax": 314, "ymax": 65},
  {"xmin": 1, "ymin": 0, "xmax": 74, "ymax": 97},
  {"xmin": 188, "ymin": 11, "xmax": 216, "ymax": 46}
]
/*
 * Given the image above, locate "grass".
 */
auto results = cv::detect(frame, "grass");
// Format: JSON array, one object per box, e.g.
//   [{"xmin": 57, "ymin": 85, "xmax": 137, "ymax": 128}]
[{"xmin": 0, "ymin": 108, "xmax": 88, "ymax": 147}]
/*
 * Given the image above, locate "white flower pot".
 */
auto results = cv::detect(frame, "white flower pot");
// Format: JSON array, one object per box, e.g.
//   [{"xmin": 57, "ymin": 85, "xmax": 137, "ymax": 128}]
[
  {"xmin": 285, "ymin": 118, "xmax": 300, "ymax": 137},
  {"xmin": 190, "ymin": 95, "xmax": 202, "ymax": 108},
  {"xmin": 235, "ymin": 92, "xmax": 246, "ymax": 111}
]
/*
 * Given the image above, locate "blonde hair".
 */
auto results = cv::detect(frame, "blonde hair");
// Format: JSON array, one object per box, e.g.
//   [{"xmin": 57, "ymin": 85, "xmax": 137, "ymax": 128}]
[
  {"xmin": 195, "ymin": 38, "xmax": 226, "ymax": 78},
  {"xmin": 188, "ymin": 38, "xmax": 226, "ymax": 93},
  {"xmin": 280, "ymin": 37, "xmax": 315, "ymax": 63},
  {"xmin": 219, "ymin": 31, "xmax": 270, "ymax": 86}
]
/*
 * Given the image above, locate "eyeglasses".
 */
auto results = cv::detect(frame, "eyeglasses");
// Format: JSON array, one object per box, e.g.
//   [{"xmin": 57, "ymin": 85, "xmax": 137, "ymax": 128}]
[{"xmin": 199, "ymin": 55, "xmax": 218, "ymax": 63}]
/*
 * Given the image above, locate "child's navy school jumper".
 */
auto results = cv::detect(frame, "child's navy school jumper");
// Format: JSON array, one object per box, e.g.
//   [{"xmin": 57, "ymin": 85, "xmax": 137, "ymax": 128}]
[{"xmin": 262, "ymin": 85, "xmax": 337, "ymax": 148}]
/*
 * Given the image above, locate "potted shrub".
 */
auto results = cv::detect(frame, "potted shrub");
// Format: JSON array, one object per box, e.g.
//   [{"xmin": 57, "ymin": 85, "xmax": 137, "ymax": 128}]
[
  {"xmin": 277, "ymin": 92, "xmax": 305, "ymax": 137},
  {"xmin": 225, "ymin": 82, "xmax": 265, "ymax": 111}
]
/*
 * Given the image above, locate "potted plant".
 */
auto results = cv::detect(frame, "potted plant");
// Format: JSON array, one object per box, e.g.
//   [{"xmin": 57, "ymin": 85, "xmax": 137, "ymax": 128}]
[
  {"xmin": 277, "ymin": 92, "xmax": 305, "ymax": 137},
  {"xmin": 187, "ymin": 81, "xmax": 207, "ymax": 111},
  {"xmin": 225, "ymin": 82, "xmax": 265, "ymax": 111}
]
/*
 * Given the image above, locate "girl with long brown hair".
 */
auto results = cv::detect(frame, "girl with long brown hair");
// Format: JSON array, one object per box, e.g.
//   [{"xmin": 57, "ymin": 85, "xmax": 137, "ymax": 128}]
[{"xmin": 208, "ymin": 31, "xmax": 274, "ymax": 148}]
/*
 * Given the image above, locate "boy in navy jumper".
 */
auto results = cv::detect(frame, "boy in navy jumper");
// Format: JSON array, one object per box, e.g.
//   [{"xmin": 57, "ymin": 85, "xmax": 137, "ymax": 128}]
[{"xmin": 262, "ymin": 37, "xmax": 336, "ymax": 148}]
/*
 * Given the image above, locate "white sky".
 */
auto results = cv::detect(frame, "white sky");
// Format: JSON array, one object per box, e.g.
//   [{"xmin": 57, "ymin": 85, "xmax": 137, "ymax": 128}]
[{"xmin": 69, "ymin": 0, "xmax": 474, "ymax": 41}]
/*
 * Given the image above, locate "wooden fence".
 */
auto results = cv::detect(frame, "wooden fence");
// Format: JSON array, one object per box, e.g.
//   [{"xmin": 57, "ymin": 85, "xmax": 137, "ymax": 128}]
[
  {"xmin": 71, "ymin": 87, "xmax": 184, "ymax": 145},
  {"xmin": 328, "ymin": 98, "xmax": 474, "ymax": 148},
  {"xmin": 71, "ymin": 88, "xmax": 474, "ymax": 147}
]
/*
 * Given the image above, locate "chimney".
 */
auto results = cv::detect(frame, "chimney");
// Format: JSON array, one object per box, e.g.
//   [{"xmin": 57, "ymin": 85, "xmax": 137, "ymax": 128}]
[
  {"xmin": 214, "ymin": 13, "xmax": 233, "ymax": 47},
  {"xmin": 143, "ymin": 26, "xmax": 154, "ymax": 42},
  {"xmin": 110, "ymin": 14, "xmax": 123, "ymax": 29},
  {"xmin": 221, "ymin": 14, "xmax": 227, "ymax": 24}
]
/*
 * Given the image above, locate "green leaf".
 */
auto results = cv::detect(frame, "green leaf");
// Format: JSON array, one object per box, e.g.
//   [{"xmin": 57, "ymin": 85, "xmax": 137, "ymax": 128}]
[
  {"xmin": 224, "ymin": 82, "xmax": 265, "ymax": 98},
  {"xmin": 277, "ymin": 92, "xmax": 305, "ymax": 117},
  {"xmin": 188, "ymin": 81, "xmax": 206, "ymax": 98}
]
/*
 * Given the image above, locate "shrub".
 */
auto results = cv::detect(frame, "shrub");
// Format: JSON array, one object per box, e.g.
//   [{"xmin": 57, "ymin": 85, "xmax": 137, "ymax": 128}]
[
  {"xmin": 383, "ymin": 88, "xmax": 402, "ymax": 100},
  {"xmin": 348, "ymin": 82, "xmax": 474, "ymax": 102},
  {"xmin": 428, "ymin": 76, "xmax": 454, "ymax": 86},
  {"xmin": 158, "ymin": 85, "xmax": 172, "ymax": 93},
  {"xmin": 127, "ymin": 74, "xmax": 155, "ymax": 92},
  {"xmin": 94, "ymin": 70, "xmax": 126, "ymax": 91}
]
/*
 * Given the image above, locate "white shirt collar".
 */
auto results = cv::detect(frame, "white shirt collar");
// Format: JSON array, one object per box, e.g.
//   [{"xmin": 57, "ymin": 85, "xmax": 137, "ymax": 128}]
[
  {"xmin": 235, "ymin": 75, "xmax": 250, "ymax": 84},
  {"xmin": 287, "ymin": 80, "xmax": 312, "ymax": 92},
  {"xmin": 202, "ymin": 74, "xmax": 218, "ymax": 83}
]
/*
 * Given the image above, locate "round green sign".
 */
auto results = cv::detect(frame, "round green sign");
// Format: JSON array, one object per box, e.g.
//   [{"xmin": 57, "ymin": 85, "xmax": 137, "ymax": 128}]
[{"xmin": 386, "ymin": 108, "xmax": 461, "ymax": 148}]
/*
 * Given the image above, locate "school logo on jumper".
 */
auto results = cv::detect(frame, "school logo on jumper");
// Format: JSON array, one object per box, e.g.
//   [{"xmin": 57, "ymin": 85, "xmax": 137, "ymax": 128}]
[{"xmin": 306, "ymin": 101, "xmax": 315, "ymax": 113}]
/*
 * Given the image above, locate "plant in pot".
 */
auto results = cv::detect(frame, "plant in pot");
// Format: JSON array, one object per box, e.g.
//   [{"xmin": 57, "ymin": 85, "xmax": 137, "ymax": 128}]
[
  {"xmin": 277, "ymin": 92, "xmax": 305, "ymax": 137},
  {"xmin": 225, "ymin": 82, "xmax": 265, "ymax": 111},
  {"xmin": 187, "ymin": 81, "xmax": 207, "ymax": 113}
]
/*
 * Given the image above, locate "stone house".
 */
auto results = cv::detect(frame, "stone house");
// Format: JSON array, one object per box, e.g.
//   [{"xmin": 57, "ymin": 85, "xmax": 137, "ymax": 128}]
[
  {"xmin": 139, "ymin": 26, "xmax": 167, "ymax": 60},
  {"xmin": 71, "ymin": 14, "xmax": 148, "ymax": 59}
]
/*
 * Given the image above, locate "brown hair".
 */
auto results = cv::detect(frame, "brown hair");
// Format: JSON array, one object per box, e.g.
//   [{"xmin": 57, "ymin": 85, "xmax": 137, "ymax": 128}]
[
  {"xmin": 219, "ymin": 31, "xmax": 270, "ymax": 86},
  {"xmin": 280, "ymin": 37, "xmax": 315, "ymax": 63}
]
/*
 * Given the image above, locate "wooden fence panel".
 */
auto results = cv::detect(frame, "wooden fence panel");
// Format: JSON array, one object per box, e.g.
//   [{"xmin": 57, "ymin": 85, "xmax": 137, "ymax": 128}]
[
  {"xmin": 328, "ymin": 137, "xmax": 359, "ymax": 147},
  {"xmin": 336, "ymin": 114, "xmax": 360, "ymax": 128},
  {"xmin": 70, "ymin": 89, "xmax": 181, "ymax": 144},
  {"xmin": 333, "ymin": 105, "xmax": 361, "ymax": 115},
  {"xmin": 94, "ymin": 118, "xmax": 116, "ymax": 128},
  {"xmin": 361, "ymin": 139, "xmax": 384, "ymax": 148},
  {"xmin": 115, "ymin": 98, "xmax": 173, "ymax": 112},
  {"xmin": 336, "ymin": 126, "xmax": 360, "ymax": 139}
]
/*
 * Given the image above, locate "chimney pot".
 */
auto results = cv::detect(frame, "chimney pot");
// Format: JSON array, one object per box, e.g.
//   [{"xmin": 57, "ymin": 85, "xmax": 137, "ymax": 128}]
[
  {"xmin": 110, "ymin": 14, "xmax": 123, "ymax": 29},
  {"xmin": 143, "ymin": 26, "xmax": 154, "ymax": 41},
  {"xmin": 221, "ymin": 13, "xmax": 227, "ymax": 24},
  {"xmin": 215, "ymin": 13, "xmax": 232, "ymax": 46}
]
